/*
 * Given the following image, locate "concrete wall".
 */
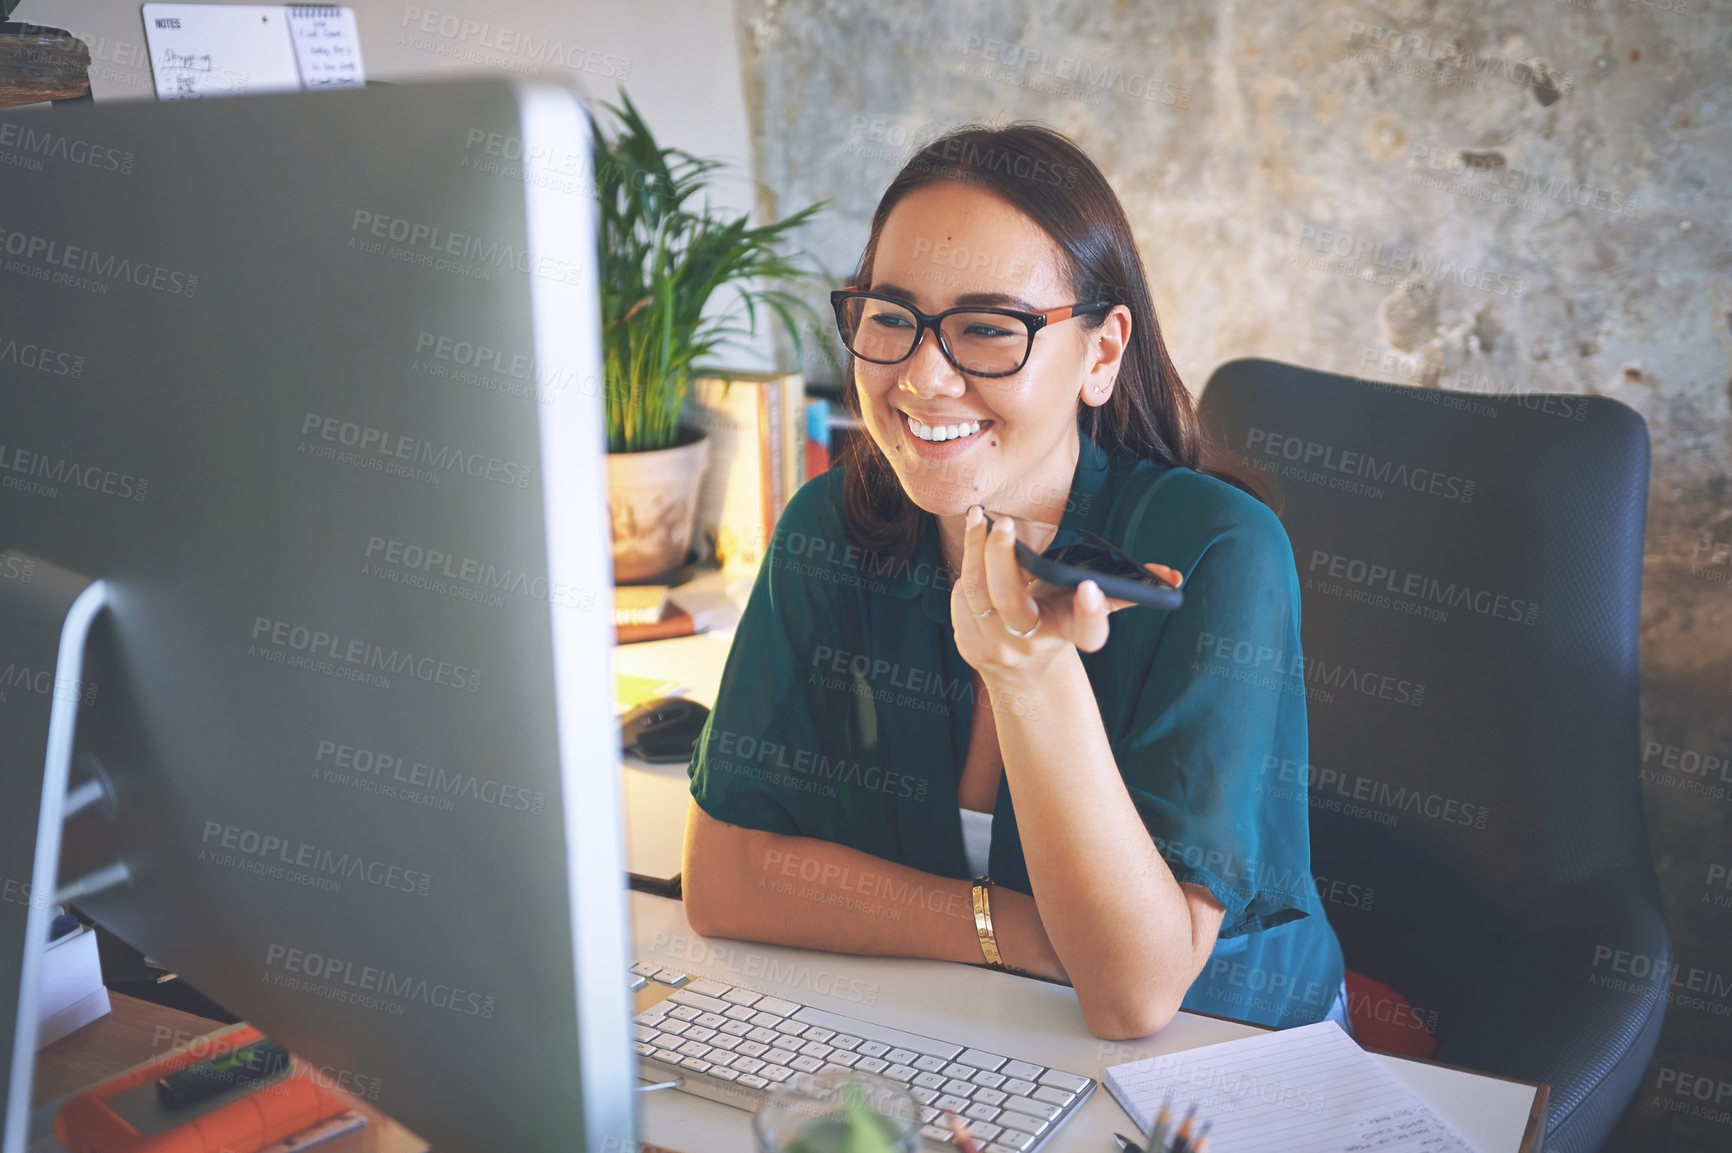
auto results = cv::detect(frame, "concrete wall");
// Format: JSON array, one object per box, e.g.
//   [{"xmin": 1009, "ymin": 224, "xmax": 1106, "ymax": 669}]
[{"xmin": 736, "ymin": 1, "xmax": 1730, "ymax": 1147}]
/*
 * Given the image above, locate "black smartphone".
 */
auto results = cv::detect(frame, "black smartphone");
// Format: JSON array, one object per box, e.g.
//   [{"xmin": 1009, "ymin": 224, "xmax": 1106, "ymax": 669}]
[{"xmin": 982, "ymin": 512, "xmax": 1183, "ymax": 611}]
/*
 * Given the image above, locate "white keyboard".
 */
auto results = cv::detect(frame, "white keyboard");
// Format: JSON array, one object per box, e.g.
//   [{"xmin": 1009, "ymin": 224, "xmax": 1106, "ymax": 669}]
[{"xmin": 629, "ymin": 961, "xmax": 1095, "ymax": 1151}]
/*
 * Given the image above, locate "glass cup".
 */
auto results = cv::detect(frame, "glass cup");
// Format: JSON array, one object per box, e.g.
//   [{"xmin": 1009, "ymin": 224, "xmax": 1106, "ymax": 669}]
[{"xmin": 752, "ymin": 1071, "xmax": 922, "ymax": 1153}]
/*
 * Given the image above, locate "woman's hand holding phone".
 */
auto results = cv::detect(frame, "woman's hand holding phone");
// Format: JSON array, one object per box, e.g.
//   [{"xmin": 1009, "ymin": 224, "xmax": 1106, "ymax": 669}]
[{"xmin": 951, "ymin": 506, "xmax": 1181, "ymax": 679}]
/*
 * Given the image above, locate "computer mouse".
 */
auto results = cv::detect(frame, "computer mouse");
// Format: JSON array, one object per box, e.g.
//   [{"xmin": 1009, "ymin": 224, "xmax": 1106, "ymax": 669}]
[{"xmin": 620, "ymin": 696, "xmax": 711, "ymax": 763}]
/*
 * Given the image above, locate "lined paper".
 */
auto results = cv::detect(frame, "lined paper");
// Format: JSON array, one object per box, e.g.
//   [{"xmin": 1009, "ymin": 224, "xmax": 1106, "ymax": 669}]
[
  {"xmin": 287, "ymin": 6, "xmax": 366, "ymax": 89},
  {"xmin": 1105, "ymin": 1022, "xmax": 1480, "ymax": 1153}
]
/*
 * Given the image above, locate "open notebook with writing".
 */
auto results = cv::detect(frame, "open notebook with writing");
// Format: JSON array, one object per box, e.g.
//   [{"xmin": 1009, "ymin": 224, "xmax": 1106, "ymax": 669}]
[{"xmin": 1105, "ymin": 1022, "xmax": 1481, "ymax": 1153}]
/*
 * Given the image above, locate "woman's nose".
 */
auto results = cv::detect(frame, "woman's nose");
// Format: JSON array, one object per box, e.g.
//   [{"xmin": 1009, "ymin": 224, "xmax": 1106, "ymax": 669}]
[{"xmin": 897, "ymin": 328, "xmax": 965, "ymax": 399}]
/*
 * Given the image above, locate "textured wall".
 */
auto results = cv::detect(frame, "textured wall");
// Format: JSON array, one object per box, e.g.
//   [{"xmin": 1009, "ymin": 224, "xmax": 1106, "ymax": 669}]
[{"xmin": 737, "ymin": 1, "xmax": 1731, "ymax": 1147}]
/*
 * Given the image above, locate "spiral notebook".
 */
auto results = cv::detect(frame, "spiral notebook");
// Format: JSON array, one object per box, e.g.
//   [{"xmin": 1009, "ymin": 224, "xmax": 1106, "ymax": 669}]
[{"xmin": 1104, "ymin": 1021, "xmax": 1481, "ymax": 1153}]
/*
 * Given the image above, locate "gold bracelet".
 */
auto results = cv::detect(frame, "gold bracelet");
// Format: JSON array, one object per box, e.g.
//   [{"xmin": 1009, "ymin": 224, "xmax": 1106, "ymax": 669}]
[{"xmin": 970, "ymin": 876, "xmax": 1004, "ymax": 968}]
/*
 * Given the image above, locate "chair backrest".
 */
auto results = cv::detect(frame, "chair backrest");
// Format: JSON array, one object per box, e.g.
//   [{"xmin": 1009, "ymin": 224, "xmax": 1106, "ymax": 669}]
[{"xmin": 1197, "ymin": 358, "xmax": 1655, "ymax": 1036}]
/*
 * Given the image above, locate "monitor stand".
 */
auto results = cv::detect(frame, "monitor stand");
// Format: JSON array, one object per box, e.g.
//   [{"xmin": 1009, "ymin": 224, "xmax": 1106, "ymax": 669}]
[{"xmin": 0, "ymin": 551, "xmax": 110, "ymax": 1153}]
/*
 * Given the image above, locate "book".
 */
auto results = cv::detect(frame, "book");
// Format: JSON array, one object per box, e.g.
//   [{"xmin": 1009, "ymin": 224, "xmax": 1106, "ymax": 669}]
[
  {"xmin": 1104, "ymin": 1022, "xmax": 1478, "ymax": 1152},
  {"xmin": 683, "ymin": 371, "xmax": 805, "ymax": 575}
]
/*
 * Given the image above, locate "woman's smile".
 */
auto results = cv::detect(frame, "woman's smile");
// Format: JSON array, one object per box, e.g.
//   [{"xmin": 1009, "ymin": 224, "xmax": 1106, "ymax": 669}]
[{"xmin": 898, "ymin": 408, "xmax": 995, "ymax": 457}]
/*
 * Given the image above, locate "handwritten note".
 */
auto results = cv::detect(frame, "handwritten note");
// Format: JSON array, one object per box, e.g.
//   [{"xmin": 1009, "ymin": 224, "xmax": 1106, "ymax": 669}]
[
  {"xmin": 286, "ymin": 6, "xmax": 365, "ymax": 89},
  {"xmin": 140, "ymin": 5, "xmax": 364, "ymax": 101},
  {"xmin": 1105, "ymin": 1022, "xmax": 1481, "ymax": 1153}
]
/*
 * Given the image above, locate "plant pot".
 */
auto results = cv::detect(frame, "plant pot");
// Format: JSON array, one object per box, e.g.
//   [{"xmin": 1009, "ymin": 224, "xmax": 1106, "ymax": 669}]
[{"xmin": 607, "ymin": 427, "xmax": 710, "ymax": 583}]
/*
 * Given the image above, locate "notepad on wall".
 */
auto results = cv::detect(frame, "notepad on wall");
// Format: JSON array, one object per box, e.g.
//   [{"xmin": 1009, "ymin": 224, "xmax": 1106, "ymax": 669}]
[
  {"xmin": 142, "ymin": 5, "xmax": 365, "ymax": 101},
  {"xmin": 1105, "ymin": 1022, "xmax": 1480, "ymax": 1153}
]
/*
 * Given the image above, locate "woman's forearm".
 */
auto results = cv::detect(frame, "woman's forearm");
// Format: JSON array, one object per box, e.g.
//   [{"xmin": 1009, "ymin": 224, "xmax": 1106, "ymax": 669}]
[
  {"xmin": 681, "ymin": 801, "xmax": 1065, "ymax": 979},
  {"xmin": 991, "ymin": 649, "xmax": 1213, "ymax": 1037}
]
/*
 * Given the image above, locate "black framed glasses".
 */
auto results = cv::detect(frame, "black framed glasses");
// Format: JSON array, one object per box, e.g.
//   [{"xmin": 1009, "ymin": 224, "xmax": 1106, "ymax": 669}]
[{"xmin": 830, "ymin": 288, "xmax": 1112, "ymax": 379}]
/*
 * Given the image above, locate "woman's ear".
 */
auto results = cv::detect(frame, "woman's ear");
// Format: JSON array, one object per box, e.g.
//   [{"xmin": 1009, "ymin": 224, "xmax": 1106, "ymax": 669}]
[{"xmin": 1081, "ymin": 305, "xmax": 1132, "ymax": 408}]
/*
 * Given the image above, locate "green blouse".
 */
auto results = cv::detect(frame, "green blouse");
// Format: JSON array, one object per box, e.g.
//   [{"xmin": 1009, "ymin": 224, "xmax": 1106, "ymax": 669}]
[{"xmin": 687, "ymin": 430, "xmax": 1345, "ymax": 1030}]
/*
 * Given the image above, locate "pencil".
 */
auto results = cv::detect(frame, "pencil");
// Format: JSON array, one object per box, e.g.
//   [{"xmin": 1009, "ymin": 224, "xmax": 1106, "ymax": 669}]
[
  {"xmin": 944, "ymin": 1110, "xmax": 982, "ymax": 1153},
  {"xmin": 1144, "ymin": 1094, "xmax": 1172, "ymax": 1151},
  {"xmin": 1170, "ymin": 1102, "xmax": 1198, "ymax": 1152},
  {"xmin": 1189, "ymin": 1120, "xmax": 1213, "ymax": 1153}
]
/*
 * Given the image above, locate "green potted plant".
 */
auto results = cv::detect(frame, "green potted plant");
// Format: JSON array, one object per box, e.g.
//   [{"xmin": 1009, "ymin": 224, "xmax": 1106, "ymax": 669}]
[{"xmin": 592, "ymin": 90, "xmax": 823, "ymax": 582}]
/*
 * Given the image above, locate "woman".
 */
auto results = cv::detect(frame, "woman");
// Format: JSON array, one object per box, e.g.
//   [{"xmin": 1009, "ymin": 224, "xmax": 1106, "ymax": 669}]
[{"xmin": 681, "ymin": 122, "xmax": 1346, "ymax": 1041}]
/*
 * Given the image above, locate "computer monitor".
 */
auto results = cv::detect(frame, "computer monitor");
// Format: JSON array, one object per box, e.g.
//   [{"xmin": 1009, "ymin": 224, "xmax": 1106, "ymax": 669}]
[{"xmin": 0, "ymin": 79, "xmax": 635, "ymax": 1152}]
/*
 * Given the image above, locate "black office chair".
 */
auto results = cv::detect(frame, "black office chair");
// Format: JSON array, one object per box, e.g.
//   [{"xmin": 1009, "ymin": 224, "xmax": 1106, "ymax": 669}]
[{"xmin": 1198, "ymin": 359, "xmax": 1668, "ymax": 1153}]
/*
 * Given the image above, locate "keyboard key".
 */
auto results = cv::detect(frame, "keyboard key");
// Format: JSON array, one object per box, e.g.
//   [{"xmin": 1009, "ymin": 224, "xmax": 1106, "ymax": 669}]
[
  {"xmin": 755, "ymin": 996, "xmax": 801, "ymax": 1016},
  {"xmin": 711, "ymin": 1067, "xmax": 740, "ymax": 1082},
  {"xmin": 857, "ymin": 1041, "xmax": 890, "ymax": 1059},
  {"xmin": 634, "ymin": 1041, "xmax": 653, "ymax": 1056},
  {"xmin": 1032, "ymin": 1085, "xmax": 1073, "ymax": 1106},
  {"xmin": 968, "ymin": 1121, "xmax": 1003, "ymax": 1142},
  {"xmin": 830, "ymin": 1034, "xmax": 864, "ymax": 1051},
  {"xmin": 918, "ymin": 1105, "xmax": 940, "ymax": 1124},
  {"xmin": 997, "ymin": 1112, "xmax": 1047, "ymax": 1138},
  {"xmin": 652, "ymin": 1047, "xmax": 682, "ymax": 1064},
  {"xmin": 765, "ymin": 1048, "xmax": 799, "ymax": 1067},
  {"xmin": 799, "ymin": 1041, "xmax": 834, "ymax": 1061},
  {"xmin": 677, "ymin": 1040, "xmax": 712, "ymax": 1060},
  {"xmin": 733, "ymin": 1056, "xmax": 765, "ymax": 1074},
  {"xmin": 914, "ymin": 1072, "xmax": 946, "ymax": 1090},
  {"xmin": 827, "ymin": 1050, "xmax": 861, "ymax": 1068},
  {"xmin": 709, "ymin": 1034, "xmax": 741, "ymax": 1051},
  {"xmin": 958, "ymin": 1049, "xmax": 1007, "ymax": 1071},
  {"xmin": 921, "ymin": 1124, "xmax": 955, "ymax": 1144},
  {"xmin": 762, "ymin": 1065, "xmax": 795, "ymax": 1083},
  {"xmin": 911, "ymin": 1087, "xmax": 939, "ymax": 1105},
  {"xmin": 718, "ymin": 1020, "xmax": 752, "ymax": 1037},
  {"xmin": 855, "ymin": 1057, "xmax": 888, "ymax": 1074},
  {"xmin": 738, "ymin": 1074, "xmax": 769, "ymax": 1090},
  {"xmin": 685, "ymin": 978, "xmax": 731, "ymax": 998},
  {"xmin": 974, "ymin": 1087, "xmax": 1007, "ymax": 1107},
  {"xmin": 630, "ymin": 961, "xmax": 657, "ymax": 978},
  {"xmin": 633, "ymin": 1005, "xmax": 668, "ymax": 1024},
  {"xmin": 945, "ymin": 1062, "xmax": 983, "ymax": 1081},
  {"xmin": 1001, "ymin": 1060, "xmax": 1042, "ymax": 1080},
  {"xmin": 747, "ymin": 1027, "xmax": 781, "ymax": 1045},
  {"xmin": 964, "ymin": 1101, "xmax": 1000, "ymax": 1124},
  {"xmin": 678, "ymin": 1057, "xmax": 711, "ymax": 1074},
  {"xmin": 790, "ymin": 1055, "xmax": 824, "ymax": 1073},
  {"xmin": 669, "ymin": 990, "xmax": 733, "ymax": 1015},
  {"xmin": 683, "ymin": 1028, "xmax": 716, "ymax": 1045},
  {"xmin": 943, "ymin": 1079, "xmax": 977, "ymax": 1098},
  {"xmin": 1000, "ymin": 1096, "xmax": 1061, "ymax": 1122},
  {"xmin": 722, "ymin": 988, "xmax": 761, "ymax": 1006},
  {"xmin": 628, "ymin": 975, "xmax": 647, "ymax": 991},
  {"xmin": 632, "ymin": 1024, "xmax": 658, "ymax": 1043},
  {"xmin": 802, "ymin": 1027, "xmax": 835, "ymax": 1043},
  {"xmin": 914, "ymin": 1055, "xmax": 949, "ymax": 1073},
  {"xmin": 750, "ymin": 1012, "xmax": 784, "ymax": 1029},
  {"xmin": 707, "ymin": 1051, "xmax": 737, "ymax": 1068},
  {"xmin": 972, "ymin": 1070, "xmax": 1006, "ymax": 1089},
  {"xmin": 724, "ymin": 1005, "xmax": 756, "ymax": 1022},
  {"xmin": 695, "ymin": 1012, "xmax": 729, "ymax": 1029},
  {"xmin": 886, "ymin": 1048, "xmax": 919, "ymax": 1066},
  {"xmin": 657, "ymin": 1019, "xmax": 690, "ymax": 1038},
  {"xmin": 667, "ymin": 1005, "xmax": 701, "ymax": 1022},
  {"xmin": 774, "ymin": 1020, "xmax": 809, "ymax": 1039},
  {"xmin": 652, "ymin": 968, "xmax": 688, "ymax": 986},
  {"xmin": 935, "ymin": 1093, "xmax": 972, "ymax": 1113},
  {"xmin": 883, "ymin": 1063, "xmax": 919, "ymax": 1082},
  {"xmin": 1037, "ymin": 1068, "xmax": 1089, "ymax": 1094},
  {"xmin": 737, "ymin": 1041, "xmax": 769, "ymax": 1058},
  {"xmin": 1001, "ymin": 1077, "xmax": 1036, "ymax": 1096},
  {"xmin": 991, "ymin": 1130, "xmax": 1040, "ymax": 1152}
]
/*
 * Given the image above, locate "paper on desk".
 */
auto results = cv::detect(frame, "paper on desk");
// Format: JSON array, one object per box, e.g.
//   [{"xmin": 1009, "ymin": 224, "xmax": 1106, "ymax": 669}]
[{"xmin": 1104, "ymin": 1022, "xmax": 1480, "ymax": 1153}]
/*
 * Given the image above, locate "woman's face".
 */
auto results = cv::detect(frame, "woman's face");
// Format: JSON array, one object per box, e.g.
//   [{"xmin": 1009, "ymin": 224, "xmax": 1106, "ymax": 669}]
[{"xmin": 854, "ymin": 181, "xmax": 1124, "ymax": 520}]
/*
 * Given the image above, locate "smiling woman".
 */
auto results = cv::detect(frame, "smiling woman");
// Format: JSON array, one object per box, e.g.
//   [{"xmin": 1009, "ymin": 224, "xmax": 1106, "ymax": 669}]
[{"xmin": 682, "ymin": 122, "xmax": 1348, "ymax": 1041}]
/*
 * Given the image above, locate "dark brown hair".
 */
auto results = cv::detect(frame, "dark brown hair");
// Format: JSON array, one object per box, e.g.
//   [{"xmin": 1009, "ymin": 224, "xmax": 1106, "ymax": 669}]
[{"xmin": 838, "ymin": 122, "xmax": 1268, "ymax": 565}]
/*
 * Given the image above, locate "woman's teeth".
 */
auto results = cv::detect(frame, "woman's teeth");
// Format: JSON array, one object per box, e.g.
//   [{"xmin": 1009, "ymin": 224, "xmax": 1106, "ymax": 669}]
[{"xmin": 906, "ymin": 415, "xmax": 983, "ymax": 442}]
